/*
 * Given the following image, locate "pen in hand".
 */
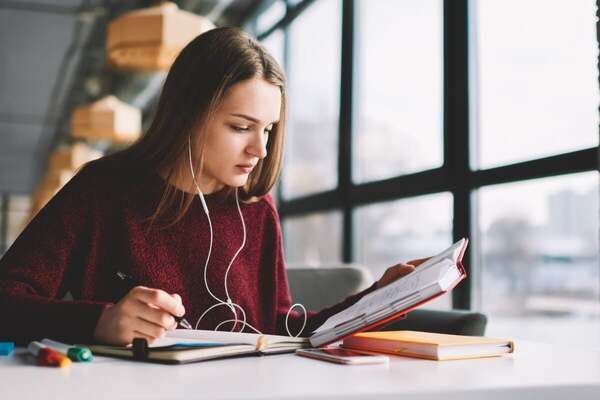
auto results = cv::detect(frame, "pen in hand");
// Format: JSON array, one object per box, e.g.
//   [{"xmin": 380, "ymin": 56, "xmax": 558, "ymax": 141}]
[{"xmin": 116, "ymin": 271, "xmax": 193, "ymax": 330}]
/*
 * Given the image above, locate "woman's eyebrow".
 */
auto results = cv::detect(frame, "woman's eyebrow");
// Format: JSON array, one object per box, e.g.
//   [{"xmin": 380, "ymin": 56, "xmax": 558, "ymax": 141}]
[{"xmin": 229, "ymin": 113, "xmax": 279, "ymax": 125}]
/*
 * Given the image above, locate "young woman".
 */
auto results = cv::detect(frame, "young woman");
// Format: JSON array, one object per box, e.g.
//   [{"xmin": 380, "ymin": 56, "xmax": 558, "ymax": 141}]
[{"xmin": 0, "ymin": 27, "xmax": 423, "ymax": 346}]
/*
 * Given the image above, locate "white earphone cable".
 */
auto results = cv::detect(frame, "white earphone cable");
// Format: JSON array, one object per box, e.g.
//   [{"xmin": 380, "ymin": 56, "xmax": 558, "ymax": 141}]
[
  {"xmin": 188, "ymin": 137, "xmax": 220, "ymax": 304},
  {"xmin": 187, "ymin": 136, "xmax": 307, "ymax": 337}
]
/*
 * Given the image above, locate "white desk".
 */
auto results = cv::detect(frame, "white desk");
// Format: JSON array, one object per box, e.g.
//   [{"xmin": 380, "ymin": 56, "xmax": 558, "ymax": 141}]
[{"xmin": 1, "ymin": 341, "xmax": 599, "ymax": 400}]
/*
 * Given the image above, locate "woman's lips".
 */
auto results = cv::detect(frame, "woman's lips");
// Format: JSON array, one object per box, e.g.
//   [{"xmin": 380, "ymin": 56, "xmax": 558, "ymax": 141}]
[{"xmin": 236, "ymin": 164, "xmax": 254, "ymax": 173}]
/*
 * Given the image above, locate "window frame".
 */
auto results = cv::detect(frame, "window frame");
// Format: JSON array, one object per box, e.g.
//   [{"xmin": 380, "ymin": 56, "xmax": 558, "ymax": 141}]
[{"xmin": 248, "ymin": 0, "xmax": 599, "ymax": 310}]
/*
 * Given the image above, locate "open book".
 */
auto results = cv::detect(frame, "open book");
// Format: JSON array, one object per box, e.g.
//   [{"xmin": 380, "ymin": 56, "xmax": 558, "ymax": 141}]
[
  {"xmin": 87, "ymin": 329, "xmax": 310, "ymax": 364},
  {"xmin": 88, "ymin": 239, "xmax": 467, "ymax": 363},
  {"xmin": 309, "ymin": 238, "xmax": 468, "ymax": 347}
]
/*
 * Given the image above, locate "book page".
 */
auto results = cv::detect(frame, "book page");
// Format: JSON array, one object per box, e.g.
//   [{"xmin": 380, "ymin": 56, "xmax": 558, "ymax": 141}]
[
  {"xmin": 313, "ymin": 239, "xmax": 466, "ymax": 334},
  {"xmin": 145, "ymin": 336, "xmax": 234, "ymax": 349},
  {"xmin": 163, "ymin": 329, "xmax": 309, "ymax": 347},
  {"xmin": 313, "ymin": 268, "xmax": 423, "ymax": 334},
  {"xmin": 408, "ymin": 238, "xmax": 466, "ymax": 272}
]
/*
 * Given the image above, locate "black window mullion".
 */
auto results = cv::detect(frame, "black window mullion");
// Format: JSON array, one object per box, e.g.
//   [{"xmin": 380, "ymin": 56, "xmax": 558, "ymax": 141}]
[
  {"xmin": 275, "ymin": 13, "xmax": 290, "ymax": 206},
  {"xmin": 472, "ymin": 148, "xmax": 598, "ymax": 188},
  {"xmin": 444, "ymin": 0, "xmax": 471, "ymax": 310},
  {"xmin": 280, "ymin": 190, "xmax": 340, "ymax": 215},
  {"xmin": 280, "ymin": 168, "xmax": 451, "ymax": 215},
  {"xmin": 350, "ymin": 168, "xmax": 450, "ymax": 205},
  {"xmin": 339, "ymin": 0, "xmax": 354, "ymax": 263}
]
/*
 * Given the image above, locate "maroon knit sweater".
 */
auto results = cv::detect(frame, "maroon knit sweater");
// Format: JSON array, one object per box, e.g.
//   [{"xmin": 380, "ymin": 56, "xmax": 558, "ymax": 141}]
[{"xmin": 0, "ymin": 157, "xmax": 375, "ymax": 344}]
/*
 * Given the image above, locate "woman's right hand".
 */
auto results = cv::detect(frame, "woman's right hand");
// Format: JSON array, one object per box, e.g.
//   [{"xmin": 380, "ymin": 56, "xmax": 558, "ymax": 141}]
[{"xmin": 93, "ymin": 286, "xmax": 186, "ymax": 346}]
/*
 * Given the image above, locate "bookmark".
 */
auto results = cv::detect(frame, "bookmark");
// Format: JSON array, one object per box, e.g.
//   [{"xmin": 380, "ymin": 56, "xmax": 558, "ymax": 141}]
[
  {"xmin": 132, "ymin": 338, "xmax": 149, "ymax": 361},
  {"xmin": 255, "ymin": 336, "xmax": 268, "ymax": 351}
]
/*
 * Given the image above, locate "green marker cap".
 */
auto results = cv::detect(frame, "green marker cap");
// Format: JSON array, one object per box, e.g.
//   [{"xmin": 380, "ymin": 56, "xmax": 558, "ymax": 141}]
[{"xmin": 67, "ymin": 347, "xmax": 93, "ymax": 362}]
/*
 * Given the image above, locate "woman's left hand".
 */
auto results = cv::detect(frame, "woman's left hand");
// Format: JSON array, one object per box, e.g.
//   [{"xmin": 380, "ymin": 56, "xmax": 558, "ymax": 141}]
[{"xmin": 376, "ymin": 257, "xmax": 430, "ymax": 290}]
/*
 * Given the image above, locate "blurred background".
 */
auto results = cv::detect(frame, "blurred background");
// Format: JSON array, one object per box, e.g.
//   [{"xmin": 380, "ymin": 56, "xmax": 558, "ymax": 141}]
[{"xmin": 0, "ymin": 0, "xmax": 598, "ymax": 349}]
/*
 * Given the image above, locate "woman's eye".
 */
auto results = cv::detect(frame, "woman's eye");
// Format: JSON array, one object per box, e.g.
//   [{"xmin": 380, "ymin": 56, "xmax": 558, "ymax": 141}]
[{"xmin": 232, "ymin": 125, "xmax": 249, "ymax": 132}]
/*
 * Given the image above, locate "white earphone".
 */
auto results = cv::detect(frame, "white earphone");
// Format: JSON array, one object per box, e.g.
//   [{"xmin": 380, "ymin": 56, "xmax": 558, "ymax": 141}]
[{"xmin": 187, "ymin": 136, "xmax": 307, "ymax": 337}]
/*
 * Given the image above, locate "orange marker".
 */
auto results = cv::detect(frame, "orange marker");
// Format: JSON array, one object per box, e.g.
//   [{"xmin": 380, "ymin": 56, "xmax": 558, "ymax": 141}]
[{"xmin": 27, "ymin": 341, "xmax": 72, "ymax": 367}]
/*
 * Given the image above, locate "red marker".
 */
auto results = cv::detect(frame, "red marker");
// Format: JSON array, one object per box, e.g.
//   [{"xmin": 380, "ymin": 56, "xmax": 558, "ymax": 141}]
[{"xmin": 27, "ymin": 341, "xmax": 71, "ymax": 367}]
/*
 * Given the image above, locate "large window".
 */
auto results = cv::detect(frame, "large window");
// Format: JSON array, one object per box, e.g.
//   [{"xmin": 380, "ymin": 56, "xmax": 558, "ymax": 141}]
[
  {"xmin": 469, "ymin": 0, "xmax": 600, "ymax": 347},
  {"xmin": 283, "ymin": 210, "xmax": 343, "ymax": 265},
  {"xmin": 282, "ymin": 0, "xmax": 341, "ymax": 198},
  {"xmin": 254, "ymin": 0, "xmax": 599, "ymax": 348},
  {"xmin": 472, "ymin": 0, "xmax": 599, "ymax": 169},
  {"xmin": 354, "ymin": 0, "xmax": 443, "ymax": 183},
  {"xmin": 355, "ymin": 192, "xmax": 453, "ymax": 309},
  {"xmin": 474, "ymin": 172, "xmax": 599, "ymax": 345},
  {"xmin": 355, "ymin": 193, "xmax": 452, "ymax": 278}
]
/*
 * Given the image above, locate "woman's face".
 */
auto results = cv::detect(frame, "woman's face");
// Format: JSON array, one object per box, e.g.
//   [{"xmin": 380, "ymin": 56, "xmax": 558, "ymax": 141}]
[{"xmin": 195, "ymin": 77, "xmax": 281, "ymax": 193}]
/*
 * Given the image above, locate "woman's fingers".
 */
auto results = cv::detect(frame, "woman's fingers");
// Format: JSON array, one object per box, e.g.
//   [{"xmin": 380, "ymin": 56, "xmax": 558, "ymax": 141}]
[
  {"xmin": 94, "ymin": 286, "xmax": 186, "ymax": 346},
  {"xmin": 131, "ymin": 317, "xmax": 168, "ymax": 340},
  {"xmin": 407, "ymin": 257, "xmax": 430, "ymax": 267},
  {"xmin": 130, "ymin": 286, "xmax": 185, "ymax": 317},
  {"xmin": 132, "ymin": 299, "xmax": 175, "ymax": 329},
  {"xmin": 376, "ymin": 263, "xmax": 415, "ymax": 289},
  {"xmin": 392, "ymin": 263, "xmax": 416, "ymax": 277}
]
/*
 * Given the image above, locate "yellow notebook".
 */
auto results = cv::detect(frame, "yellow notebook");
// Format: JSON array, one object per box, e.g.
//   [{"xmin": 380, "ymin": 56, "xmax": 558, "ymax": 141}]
[{"xmin": 342, "ymin": 331, "xmax": 514, "ymax": 361}]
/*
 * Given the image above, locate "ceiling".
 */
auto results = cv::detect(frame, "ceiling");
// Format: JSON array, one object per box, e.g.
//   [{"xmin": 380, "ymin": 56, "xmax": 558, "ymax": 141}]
[{"xmin": 0, "ymin": 0, "xmax": 261, "ymax": 194}]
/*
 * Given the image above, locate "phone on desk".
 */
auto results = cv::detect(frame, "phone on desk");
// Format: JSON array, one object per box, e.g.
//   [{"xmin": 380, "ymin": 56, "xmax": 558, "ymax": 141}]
[{"xmin": 296, "ymin": 348, "xmax": 389, "ymax": 365}]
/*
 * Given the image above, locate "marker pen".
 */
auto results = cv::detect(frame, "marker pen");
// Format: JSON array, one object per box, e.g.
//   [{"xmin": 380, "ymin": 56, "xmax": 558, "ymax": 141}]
[
  {"xmin": 0, "ymin": 342, "xmax": 14, "ymax": 356},
  {"xmin": 41, "ymin": 339, "xmax": 93, "ymax": 362},
  {"xmin": 27, "ymin": 341, "xmax": 71, "ymax": 367}
]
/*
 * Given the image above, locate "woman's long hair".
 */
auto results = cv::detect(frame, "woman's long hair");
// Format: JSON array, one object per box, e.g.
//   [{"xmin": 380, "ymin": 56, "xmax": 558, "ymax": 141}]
[{"xmin": 113, "ymin": 27, "xmax": 286, "ymax": 228}]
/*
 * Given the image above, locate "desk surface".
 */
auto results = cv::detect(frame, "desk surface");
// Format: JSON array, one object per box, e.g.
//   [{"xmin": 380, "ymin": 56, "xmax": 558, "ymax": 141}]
[{"xmin": 1, "ymin": 340, "xmax": 599, "ymax": 400}]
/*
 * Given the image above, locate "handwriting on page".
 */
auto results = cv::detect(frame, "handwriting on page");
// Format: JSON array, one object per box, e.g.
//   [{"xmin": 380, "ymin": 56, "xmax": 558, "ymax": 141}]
[
  {"xmin": 314, "ymin": 273, "xmax": 422, "ymax": 333},
  {"xmin": 354, "ymin": 273, "xmax": 421, "ymax": 313}
]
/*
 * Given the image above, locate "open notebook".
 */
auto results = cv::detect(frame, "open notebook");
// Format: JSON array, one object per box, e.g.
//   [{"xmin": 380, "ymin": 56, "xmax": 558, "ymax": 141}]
[
  {"xmin": 88, "ymin": 239, "xmax": 467, "ymax": 363},
  {"xmin": 87, "ymin": 330, "xmax": 310, "ymax": 364}
]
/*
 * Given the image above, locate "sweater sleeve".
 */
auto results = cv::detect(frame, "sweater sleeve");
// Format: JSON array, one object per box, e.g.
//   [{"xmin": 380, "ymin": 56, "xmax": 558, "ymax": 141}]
[
  {"xmin": 265, "ymin": 198, "xmax": 378, "ymax": 337},
  {"xmin": 0, "ymin": 164, "xmax": 110, "ymax": 345}
]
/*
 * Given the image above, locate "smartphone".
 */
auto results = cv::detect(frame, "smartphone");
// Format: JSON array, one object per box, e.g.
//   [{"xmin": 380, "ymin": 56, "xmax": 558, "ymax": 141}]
[{"xmin": 296, "ymin": 348, "xmax": 389, "ymax": 365}]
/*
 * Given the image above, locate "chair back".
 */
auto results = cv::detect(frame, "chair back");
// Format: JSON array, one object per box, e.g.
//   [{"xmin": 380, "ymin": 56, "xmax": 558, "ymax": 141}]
[
  {"xmin": 286, "ymin": 264, "xmax": 487, "ymax": 335},
  {"xmin": 286, "ymin": 264, "xmax": 373, "ymax": 310}
]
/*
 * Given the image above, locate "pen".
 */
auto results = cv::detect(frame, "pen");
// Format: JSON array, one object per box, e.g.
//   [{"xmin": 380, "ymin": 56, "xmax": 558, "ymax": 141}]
[
  {"xmin": 116, "ymin": 271, "xmax": 193, "ymax": 330},
  {"xmin": 41, "ymin": 338, "xmax": 93, "ymax": 362},
  {"xmin": 27, "ymin": 341, "xmax": 71, "ymax": 368}
]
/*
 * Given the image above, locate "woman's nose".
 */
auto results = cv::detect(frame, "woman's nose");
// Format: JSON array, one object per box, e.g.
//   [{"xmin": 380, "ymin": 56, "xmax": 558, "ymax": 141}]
[{"xmin": 248, "ymin": 132, "xmax": 268, "ymax": 159}]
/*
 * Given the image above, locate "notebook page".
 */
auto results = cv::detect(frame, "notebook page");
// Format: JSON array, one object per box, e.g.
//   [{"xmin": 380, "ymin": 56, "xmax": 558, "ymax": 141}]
[{"xmin": 164, "ymin": 329, "xmax": 308, "ymax": 345}]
